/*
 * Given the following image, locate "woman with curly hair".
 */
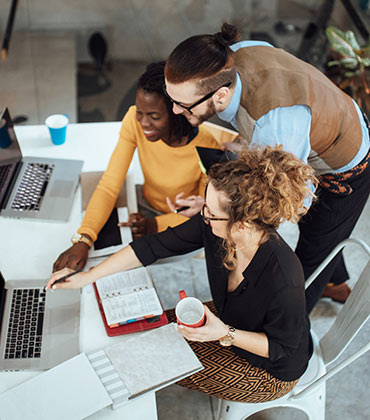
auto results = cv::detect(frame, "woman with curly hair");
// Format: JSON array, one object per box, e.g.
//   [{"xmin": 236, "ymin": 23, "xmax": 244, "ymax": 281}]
[{"xmin": 48, "ymin": 146, "xmax": 317, "ymax": 403}]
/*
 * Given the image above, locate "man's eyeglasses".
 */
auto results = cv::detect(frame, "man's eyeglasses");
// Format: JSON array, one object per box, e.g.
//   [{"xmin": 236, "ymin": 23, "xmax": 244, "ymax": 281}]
[
  {"xmin": 201, "ymin": 204, "xmax": 229, "ymax": 224},
  {"xmin": 162, "ymin": 82, "xmax": 231, "ymax": 115}
]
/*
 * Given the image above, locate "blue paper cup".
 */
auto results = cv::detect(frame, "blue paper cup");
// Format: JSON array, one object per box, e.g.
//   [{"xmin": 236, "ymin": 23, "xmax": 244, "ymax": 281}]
[
  {"xmin": 0, "ymin": 118, "xmax": 12, "ymax": 149},
  {"xmin": 45, "ymin": 114, "xmax": 69, "ymax": 145}
]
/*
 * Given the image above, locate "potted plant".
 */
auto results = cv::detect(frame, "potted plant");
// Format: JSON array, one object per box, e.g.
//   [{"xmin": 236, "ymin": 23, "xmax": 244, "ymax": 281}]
[{"xmin": 325, "ymin": 26, "xmax": 370, "ymax": 115}]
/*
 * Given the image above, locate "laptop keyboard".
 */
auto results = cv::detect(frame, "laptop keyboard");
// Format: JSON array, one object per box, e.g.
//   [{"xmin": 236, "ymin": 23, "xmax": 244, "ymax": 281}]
[
  {"xmin": 4, "ymin": 288, "xmax": 46, "ymax": 359},
  {"xmin": 10, "ymin": 162, "xmax": 54, "ymax": 212}
]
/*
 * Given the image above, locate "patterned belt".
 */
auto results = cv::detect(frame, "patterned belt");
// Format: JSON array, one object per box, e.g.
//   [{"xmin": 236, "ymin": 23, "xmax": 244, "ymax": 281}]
[{"xmin": 318, "ymin": 150, "xmax": 370, "ymax": 196}]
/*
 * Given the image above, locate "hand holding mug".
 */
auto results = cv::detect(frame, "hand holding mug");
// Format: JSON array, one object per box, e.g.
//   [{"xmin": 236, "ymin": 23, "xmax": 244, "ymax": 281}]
[
  {"xmin": 175, "ymin": 291, "xmax": 229, "ymax": 343},
  {"xmin": 175, "ymin": 290, "xmax": 206, "ymax": 328}
]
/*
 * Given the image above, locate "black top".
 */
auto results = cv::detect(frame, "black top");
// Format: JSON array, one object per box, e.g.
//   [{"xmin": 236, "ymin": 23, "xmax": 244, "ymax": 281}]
[{"xmin": 131, "ymin": 214, "xmax": 313, "ymax": 381}]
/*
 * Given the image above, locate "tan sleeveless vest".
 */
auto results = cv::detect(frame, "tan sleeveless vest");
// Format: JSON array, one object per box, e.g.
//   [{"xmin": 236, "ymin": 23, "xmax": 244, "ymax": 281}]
[{"xmin": 234, "ymin": 46, "xmax": 363, "ymax": 174}]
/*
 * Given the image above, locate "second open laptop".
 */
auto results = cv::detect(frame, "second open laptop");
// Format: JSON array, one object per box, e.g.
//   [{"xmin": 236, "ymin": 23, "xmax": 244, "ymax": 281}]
[
  {"xmin": 0, "ymin": 107, "xmax": 83, "ymax": 222},
  {"xmin": 0, "ymin": 271, "xmax": 81, "ymax": 371}
]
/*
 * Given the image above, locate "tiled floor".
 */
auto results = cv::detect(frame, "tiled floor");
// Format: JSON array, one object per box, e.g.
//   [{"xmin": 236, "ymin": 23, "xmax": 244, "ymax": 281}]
[{"xmin": 0, "ymin": 32, "xmax": 77, "ymax": 124}]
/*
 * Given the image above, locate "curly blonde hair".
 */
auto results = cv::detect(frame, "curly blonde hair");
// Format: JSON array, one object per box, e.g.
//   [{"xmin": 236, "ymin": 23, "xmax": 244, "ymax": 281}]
[{"xmin": 207, "ymin": 146, "xmax": 318, "ymax": 270}]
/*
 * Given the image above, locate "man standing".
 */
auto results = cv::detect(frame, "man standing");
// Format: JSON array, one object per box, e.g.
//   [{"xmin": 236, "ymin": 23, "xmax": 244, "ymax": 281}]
[{"xmin": 163, "ymin": 23, "xmax": 370, "ymax": 313}]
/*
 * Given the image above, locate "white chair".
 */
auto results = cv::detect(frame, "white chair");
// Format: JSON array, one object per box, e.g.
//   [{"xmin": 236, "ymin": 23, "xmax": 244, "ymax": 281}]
[{"xmin": 216, "ymin": 238, "xmax": 370, "ymax": 420}]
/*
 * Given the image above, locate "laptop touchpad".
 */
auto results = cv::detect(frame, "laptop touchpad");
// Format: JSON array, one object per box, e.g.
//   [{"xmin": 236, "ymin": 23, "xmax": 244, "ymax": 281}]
[{"xmin": 50, "ymin": 180, "xmax": 74, "ymax": 198}]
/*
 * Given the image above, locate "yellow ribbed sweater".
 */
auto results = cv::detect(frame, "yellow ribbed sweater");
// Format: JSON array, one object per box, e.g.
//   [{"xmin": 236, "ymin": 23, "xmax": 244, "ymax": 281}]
[{"xmin": 78, "ymin": 106, "xmax": 220, "ymax": 241}]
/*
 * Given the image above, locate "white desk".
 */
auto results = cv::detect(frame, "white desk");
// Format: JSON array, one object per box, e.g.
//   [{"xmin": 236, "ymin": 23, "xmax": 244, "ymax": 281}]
[{"xmin": 0, "ymin": 122, "xmax": 156, "ymax": 419}]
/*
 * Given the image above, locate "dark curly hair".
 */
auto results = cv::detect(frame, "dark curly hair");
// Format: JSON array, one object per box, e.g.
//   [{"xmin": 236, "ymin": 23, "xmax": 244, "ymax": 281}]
[
  {"xmin": 137, "ymin": 61, "xmax": 194, "ymax": 143},
  {"xmin": 207, "ymin": 146, "xmax": 318, "ymax": 269}
]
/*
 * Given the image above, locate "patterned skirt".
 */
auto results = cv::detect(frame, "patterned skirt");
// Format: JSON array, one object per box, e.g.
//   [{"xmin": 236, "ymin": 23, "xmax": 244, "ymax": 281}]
[{"xmin": 165, "ymin": 303, "xmax": 299, "ymax": 403}]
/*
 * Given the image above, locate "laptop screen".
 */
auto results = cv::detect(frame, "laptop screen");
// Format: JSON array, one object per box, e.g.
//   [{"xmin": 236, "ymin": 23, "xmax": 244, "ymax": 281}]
[
  {"xmin": 0, "ymin": 108, "xmax": 22, "ymax": 207},
  {"xmin": 0, "ymin": 272, "xmax": 5, "ymax": 334}
]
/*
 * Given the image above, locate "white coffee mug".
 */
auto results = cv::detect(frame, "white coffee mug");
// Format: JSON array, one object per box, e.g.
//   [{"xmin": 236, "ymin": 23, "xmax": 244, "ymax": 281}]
[{"xmin": 175, "ymin": 290, "xmax": 205, "ymax": 328}]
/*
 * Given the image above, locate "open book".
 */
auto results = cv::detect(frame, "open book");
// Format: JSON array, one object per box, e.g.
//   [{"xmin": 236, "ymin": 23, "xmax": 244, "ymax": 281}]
[{"xmin": 95, "ymin": 267, "xmax": 163, "ymax": 327}]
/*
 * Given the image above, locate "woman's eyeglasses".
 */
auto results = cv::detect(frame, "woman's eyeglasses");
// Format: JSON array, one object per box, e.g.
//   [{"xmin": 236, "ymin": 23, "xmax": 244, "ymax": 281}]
[
  {"xmin": 162, "ymin": 82, "xmax": 231, "ymax": 115},
  {"xmin": 201, "ymin": 204, "xmax": 229, "ymax": 224}
]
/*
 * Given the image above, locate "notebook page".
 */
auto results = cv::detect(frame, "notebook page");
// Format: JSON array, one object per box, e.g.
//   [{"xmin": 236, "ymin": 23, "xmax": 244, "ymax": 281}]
[
  {"xmin": 95, "ymin": 267, "xmax": 162, "ymax": 325},
  {"xmin": 100, "ymin": 288, "xmax": 162, "ymax": 326},
  {"xmin": 0, "ymin": 353, "xmax": 112, "ymax": 420},
  {"xmin": 96, "ymin": 267, "xmax": 152, "ymax": 296}
]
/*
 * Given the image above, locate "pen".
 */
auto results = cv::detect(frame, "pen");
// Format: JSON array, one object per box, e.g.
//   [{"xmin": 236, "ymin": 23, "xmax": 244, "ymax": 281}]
[
  {"xmin": 49, "ymin": 269, "xmax": 83, "ymax": 289},
  {"xmin": 174, "ymin": 206, "xmax": 190, "ymax": 214}
]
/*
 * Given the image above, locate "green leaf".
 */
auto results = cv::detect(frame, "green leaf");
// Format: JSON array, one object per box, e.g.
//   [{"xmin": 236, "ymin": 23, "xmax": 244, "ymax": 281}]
[
  {"xmin": 327, "ymin": 60, "xmax": 340, "ymax": 67},
  {"xmin": 326, "ymin": 26, "xmax": 356, "ymax": 57},
  {"xmin": 359, "ymin": 57, "xmax": 370, "ymax": 67},
  {"xmin": 339, "ymin": 57, "xmax": 359, "ymax": 68},
  {"xmin": 344, "ymin": 71, "xmax": 356, "ymax": 78},
  {"xmin": 343, "ymin": 30, "xmax": 360, "ymax": 50}
]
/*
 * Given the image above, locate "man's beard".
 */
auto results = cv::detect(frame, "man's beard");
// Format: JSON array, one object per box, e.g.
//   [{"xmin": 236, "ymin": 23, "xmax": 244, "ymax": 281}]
[{"xmin": 185, "ymin": 100, "xmax": 216, "ymax": 127}]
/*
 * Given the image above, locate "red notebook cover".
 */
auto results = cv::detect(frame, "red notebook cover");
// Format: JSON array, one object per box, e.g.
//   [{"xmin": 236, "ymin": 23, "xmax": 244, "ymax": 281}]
[{"xmin": 93, "ymin": 283, "xmax": 168, "ymax": 337}]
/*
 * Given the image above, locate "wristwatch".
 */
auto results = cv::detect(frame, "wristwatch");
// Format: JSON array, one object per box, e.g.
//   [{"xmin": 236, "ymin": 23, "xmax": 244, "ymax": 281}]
[
  {"xmin": 219, "ymin": 325, "xmax": 236, "ymax": 347},
  {"xmin": 71, "ymin": 233, "xmax": 92, "ymax": 248}
]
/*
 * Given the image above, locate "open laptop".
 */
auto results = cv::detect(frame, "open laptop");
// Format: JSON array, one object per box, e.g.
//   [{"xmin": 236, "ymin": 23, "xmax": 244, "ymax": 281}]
[
  {"xmin": 0, "ymin": 271, "xmax": 80, "ymax": 371},
  {"xmin": 0, "ymin": 107, "xmax": 83, "ymax": 221}
]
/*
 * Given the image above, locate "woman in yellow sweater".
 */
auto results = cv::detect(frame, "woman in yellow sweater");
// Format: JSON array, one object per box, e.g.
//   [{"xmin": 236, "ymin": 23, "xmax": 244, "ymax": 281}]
[{"xmin": 53, "ymin": 62, "xmax": 219, "ymax": 271}]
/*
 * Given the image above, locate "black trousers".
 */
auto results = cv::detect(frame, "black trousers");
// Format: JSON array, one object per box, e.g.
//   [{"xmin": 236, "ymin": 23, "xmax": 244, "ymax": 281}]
[{"xmin": 296, "ymin": 160, "xmax": 370, "ymax": 314}]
